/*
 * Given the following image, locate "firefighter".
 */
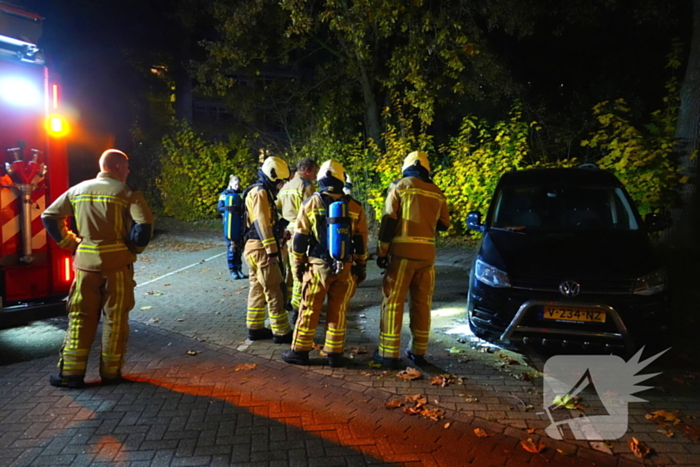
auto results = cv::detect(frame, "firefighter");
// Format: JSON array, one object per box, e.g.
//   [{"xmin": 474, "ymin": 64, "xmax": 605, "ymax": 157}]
[
  {"xmin": 276, "ymin": 157, "xmax": 318, "ymax": 322},
  {"xmin": 41, "ymin": 149, "xmax": 153, "ymax": 388},
  {"xmin": 374, "ymin": 151, "xmax": 450, "ymax": 369},
  {"xmin": 217, "ymin": 174, "xmax": 247, "ymax": 280},
  {"xmin": 281, "ymin": 160, "xmax": 369, "ymax": 368},
  {"xmin": 244, "ymin": 156, "xmax": 294, "ymax": 343}
]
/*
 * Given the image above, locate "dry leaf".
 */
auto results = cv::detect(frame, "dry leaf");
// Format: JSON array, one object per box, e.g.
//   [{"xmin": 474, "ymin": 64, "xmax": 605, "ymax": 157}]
[
  {"xmin": 396, "ymin": 367, "xmax": 423, "ymax": 380},
  {"xmin": 474, "ymin": 428, "xmax": 490, "ymax": 438},
  {"xmin": 238, "ymin": 286, "xmax": 248, "ymax": 289},
  {"xmin": 164, "ymin": 283, "xmax": 171, "ymax": 286},
  {"xmin": 556, "ymin": 448, "xmax": 573, "ymax": 456},
  {"xmin": 518, "ymin": 372, "xmax": 533, "ymax": 382},
  {"xmin": 175, "ymin": 318, "xmax": 186, "ymax": 322},
  {"xmin": 430, "ymin": 374, "xmax": 456, "ymax": 387},
  {"xmin": 186, "ymin": 350, "xmax": 199, "ymax": 356},
  {"xmin": 140, "ymin": 306, "xmax": 153, "ymax": 311},
  {"xmin": 418, "ymin": 406, "xmax": 445, "ymax": 421},
  {"xmin": 147, "ymin": 317, "xmax": 160, "ymax": 324},
  {"xmin": 403, "ymin": 406, "xmax": 420, "ymax": 415},
  {"xmin": 312, "ymin": 343, "xmax": 324, "ymax": 351},
  {"xmin": 658, "ymin": 428, "xmax": 674, "ymax": 437},
  {"xmin": 384, "ymin": 399, "xmax": 403, "ymax": 410},
  {"xmin": 368, "ymin": 361, "xmax": 382, "ymax": 368},
  {"xmin": 649, "ymin": 410, "xmax": 681, "ymax": 425},
  {"xmin": 526, "ymin": 428, "xmax": 536, "ymax": 434},
  {"xmin": 444, "ymin": 422, "xmax": 451, "ymax": 429},
  {"xmin": 465, "ymin": 396, "xmax": 479, "ymax": 403},
  {"xmin": 520, "ymin": 438, "xmax": 545, "ymax": 454},
  {"xmin": 628, "ymin": 437, "xmax": 651, "ymax": 458},
  {"xmin": 351, "ymin": 347, "xmax": 367, "ymax": 355},
  {"xmin": 234, "ymin": 363, "xmax": 258, "ymax": 371}
]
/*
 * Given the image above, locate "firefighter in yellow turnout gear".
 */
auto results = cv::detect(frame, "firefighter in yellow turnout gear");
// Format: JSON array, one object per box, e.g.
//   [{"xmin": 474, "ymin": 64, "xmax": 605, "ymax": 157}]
[
  {"xmin": 276, "ymin": 158, "xmax": 318, "ymax": 321},
  {"xmin": 282, "ymin": 160, "xmax": 368, "ymax": 368},
  {"xmin": 244, "ymin": 156, "xmax": 294, "ymax": 343},
  {"xmin": 41, "ymin": 149, "xmax": 153, "ymax": 388},
  {"xmin": 374, "ymin": 151, "xmax": 450, "ymax": 369}
]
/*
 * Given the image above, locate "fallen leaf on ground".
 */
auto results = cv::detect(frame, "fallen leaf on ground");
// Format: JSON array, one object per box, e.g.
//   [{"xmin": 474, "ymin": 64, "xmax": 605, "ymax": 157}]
[
  {"xmin": 234, "ymin": 363, "xmax": 258, "ymax": 371},
  {"xmin": 658, "ymin": 428, "xmax": 675, "ymax": 437},
  {"xmin": 521, "ymin": 438, "xmax": 545, "ymax": 454},
  {"xmin": 186, "ymin": 350, "xmax": 199, "ymax": 356},
  {"xmin": 368, "ymin": 361, "xmax": 382, "ymax": 368},
  {"xmin": 474, "ymin": 428, "xmax": 490, "ymax": 438},
  {"xmin": 312, "ymin": 343, "xmax": 324, "ymax": 351},
  {"xmin": 403, "ymin": 406, "xmax": 420, "ymax": 415},
  {"xmin": 396, "ymin": 367, "xmax": 423, "ymax": 380},
  {"xmin": 147, "ymin": 317, "xmax": 160, "ymax": 324},
  {"xmin": 175, "ymin": 318, "xmax": 186, "ymax": 322},
  {"xmin": 448, "ymin": 347, "xmax": 464, "ymax": 354},
  {"xmin": 556, "ymin": 449, "xmax": 573, "ymax": 456},
  {"xmin": 405, "ymin": 394, "xmax": 428, "ymax": 407},
  {"xmin": 145, "ymin": 291, "xmax": 164, "ymax": 296},
  {"xmin": 444, "ymin": 422, "xmax": 451, "ymax": 429},
  {"xmin": 526, "ymin": 428, "xmax": 536, "ymax": 434},
  {"xmin": 430, "ymin": 374, "xmax": 457, "ymax": 387},
  {"xmin": 648, "ymin": 410, "xmax": 681, "ymax": 425},
  {"xmin": 239, "ymin": 286, "xmax": 248, "ymax": 289},
  {"xmin": 384, "ymin": 399, "xmax": 403, "ymax": 410},
  {"xmin": 628, "ymin": 437, "xmax": 651, "ymax": 458},
  {"xmin": 465, "ymin": 396, "xmax": 479, "ymax": 403},
  {"xmin": 518, "ymin": 372, "xmax": 534, "ymax": 382},
  {"xmin": 164, "ymin": 283, "xmax": 171, "ymax": 286},
  {"xmin": 140, "ymin": 306, "xmax": 153, "ymax": 311},
  {"xmin": 351, "ymin": 347, "xmax": 367, "ymax": 355},
  {"xmin": 419, "ymin": 407, "xmax": 445, "ymax": 421},
  {"xmin": 200, "ymin": 269, "xmax": 210, "ymax": 273}
]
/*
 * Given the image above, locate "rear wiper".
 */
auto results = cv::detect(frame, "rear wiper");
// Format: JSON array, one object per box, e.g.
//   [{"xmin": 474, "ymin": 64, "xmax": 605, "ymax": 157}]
[{"xmin": 488, "ymin": 226, "xmax": 527, "ymax": 234}]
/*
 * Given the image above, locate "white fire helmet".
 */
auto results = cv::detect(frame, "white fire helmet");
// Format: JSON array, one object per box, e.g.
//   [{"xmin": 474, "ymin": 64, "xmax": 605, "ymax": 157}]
[
  {"xmin": 317, "ymin": 159, "xmax": 347, "ymax": 184},
  {"xmin": 402, "ymin": 150, "xmax": 431, "ymax": 173},
  {"xmin": 261, "ymin": 156, "xmax": 290, "ymax": 182}
]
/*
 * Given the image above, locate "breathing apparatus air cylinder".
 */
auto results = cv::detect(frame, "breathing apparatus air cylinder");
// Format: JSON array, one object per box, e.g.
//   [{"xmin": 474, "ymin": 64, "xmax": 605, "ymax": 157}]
[
  {"xmin": 327, "ymin": 200, "xmax": 351, "ymax": 270},
  {"xmin": 224, "ymin": 192, "xmax": 243, "ymax": 242}
]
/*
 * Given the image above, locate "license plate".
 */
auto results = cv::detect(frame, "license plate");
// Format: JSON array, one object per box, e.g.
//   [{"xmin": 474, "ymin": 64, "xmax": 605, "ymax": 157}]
[{"xmin": 541, "ymin": 306, "xmax": 606, "ymax": 323}]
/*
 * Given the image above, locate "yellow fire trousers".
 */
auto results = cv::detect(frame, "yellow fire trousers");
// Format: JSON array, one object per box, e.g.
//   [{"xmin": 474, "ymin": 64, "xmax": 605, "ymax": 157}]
[
  {"xmin": 245, "ymin": 247, "xmax": 291, "ymax": 336},
  {"xmin": 291, "ymin": 262, "xmax": 357, "ymax": 354},
  {"xmin": 378, "ymin": 256, "xmax": 436, "ymax": 359},
  {"xmin": 280, "ymin": 242, "xmax": 302, "ymax": 310},
  {"xmin": 59, "ymin": 265, "xmax": 135, "ymax": 379}
]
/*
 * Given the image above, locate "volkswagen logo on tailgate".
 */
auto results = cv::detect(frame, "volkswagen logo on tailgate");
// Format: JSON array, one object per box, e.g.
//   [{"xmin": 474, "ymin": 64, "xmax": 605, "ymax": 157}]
[{"xmin": 559, "ymin": 280, "xmax": 581, "ymax": 297}]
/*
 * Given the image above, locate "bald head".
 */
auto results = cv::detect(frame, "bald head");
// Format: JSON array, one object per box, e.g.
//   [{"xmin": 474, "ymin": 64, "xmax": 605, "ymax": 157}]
[{"xmin": 99, "ymin": 149, "xmax": 130, "ymax": 182}]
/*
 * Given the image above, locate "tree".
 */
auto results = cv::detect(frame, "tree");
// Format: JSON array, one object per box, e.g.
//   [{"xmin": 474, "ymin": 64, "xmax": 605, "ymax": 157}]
[{"xmin": 670, "ymin": 0, "xmax": 700, "ymax": 251}]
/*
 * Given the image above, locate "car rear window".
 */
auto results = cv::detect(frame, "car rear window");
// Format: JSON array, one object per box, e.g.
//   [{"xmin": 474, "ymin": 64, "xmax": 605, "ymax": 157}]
[{"xmin": 490, "ymin": 185, "xmax": 640, "ymax": 231}]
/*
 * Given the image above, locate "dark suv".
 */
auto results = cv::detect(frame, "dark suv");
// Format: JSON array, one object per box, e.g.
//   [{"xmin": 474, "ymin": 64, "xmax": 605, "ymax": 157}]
[{"xmin": 466, "ymin": 167, "xmax": 670, "ymax": 355}]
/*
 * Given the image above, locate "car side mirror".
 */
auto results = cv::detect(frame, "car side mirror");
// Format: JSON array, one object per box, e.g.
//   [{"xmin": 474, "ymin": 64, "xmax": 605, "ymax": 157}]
[
  {"xmin": 467, "ymin": 211, "xmax": 485, "ymax": 233},
  {"xmin": 644, "ymin": 212, "xmax": 670, "ymax": 232}
]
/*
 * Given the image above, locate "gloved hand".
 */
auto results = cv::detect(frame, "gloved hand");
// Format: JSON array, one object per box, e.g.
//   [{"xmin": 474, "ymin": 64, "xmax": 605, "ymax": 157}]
[
  {"xmin": 267, "ymin": 255, "xmax": 279, "ymax": 267},
  {"xmin": 295, "ymin": 262, "xmax": 308, "ymax": 281},
  {"xmin": 377, "ymin": 255, "xmax": 389, "ymax": 269},
  {"xmin": 352, "ymin": 263, "xmax": 367, "ymax": 284}
]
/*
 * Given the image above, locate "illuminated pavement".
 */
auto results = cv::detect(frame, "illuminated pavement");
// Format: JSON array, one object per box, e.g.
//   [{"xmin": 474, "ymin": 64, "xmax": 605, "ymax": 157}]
[{"xmin": 1, "ymin": 229, "xmax": 699, "ymax": 466}]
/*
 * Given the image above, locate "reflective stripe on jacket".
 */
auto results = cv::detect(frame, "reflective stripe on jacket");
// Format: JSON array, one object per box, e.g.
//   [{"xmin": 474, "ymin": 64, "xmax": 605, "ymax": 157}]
[
  {"xmin": 292, "ymin": 192, "xmax": 369, "ymax": 265},
  {"xmin": 377, "ymin": 176, "xmax": 450, "ymax": 261},
  {"xmin": 41, "ymin": 172, "xmax": 153, "ymax": 272},
  {"xmin": 276, "ymin": 173, "xmax": 315, "ymax": 226},
  {"xmin": 245, "ymin": 185, "xmax": 280, "ymax": 257}
]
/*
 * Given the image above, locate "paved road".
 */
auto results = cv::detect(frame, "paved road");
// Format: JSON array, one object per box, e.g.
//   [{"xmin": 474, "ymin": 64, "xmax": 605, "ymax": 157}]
[{"xmin": 1, "ymin": 228, "xmax": 699, "ymax": 466}]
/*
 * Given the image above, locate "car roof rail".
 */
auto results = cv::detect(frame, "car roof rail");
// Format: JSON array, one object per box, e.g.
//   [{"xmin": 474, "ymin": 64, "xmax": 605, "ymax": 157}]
[{"xmin": 578, "ymin": 162, "xmax": 599, "ymax": 170}]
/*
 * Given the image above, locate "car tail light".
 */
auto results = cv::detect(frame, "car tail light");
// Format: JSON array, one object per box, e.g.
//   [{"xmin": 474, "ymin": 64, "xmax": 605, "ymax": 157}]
[{"xmin": 61, "ymin": 255, "xmax": 73, "ymax": 283}]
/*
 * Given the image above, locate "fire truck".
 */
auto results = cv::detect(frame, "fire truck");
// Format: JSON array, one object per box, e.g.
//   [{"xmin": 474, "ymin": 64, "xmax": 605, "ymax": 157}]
[{"xmin": 0, "ymin": 2, "xmax": 72, "ymax": 328}]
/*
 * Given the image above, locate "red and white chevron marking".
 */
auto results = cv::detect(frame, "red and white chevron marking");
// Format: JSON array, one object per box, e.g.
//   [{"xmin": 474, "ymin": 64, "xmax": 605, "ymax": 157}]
[{"xmin": 1, "ymin": 182, "xmax": 47, "ymax": 259}]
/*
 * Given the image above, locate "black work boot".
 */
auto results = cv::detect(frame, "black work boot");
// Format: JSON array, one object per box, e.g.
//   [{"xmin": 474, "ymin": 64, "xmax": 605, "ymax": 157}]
[
  {"xmin": 49, "ymin": 373, "xmax": 85, "ymax": 389},
  {"xmin": 372, "ymin": 350, "xmax": 402, "ymax": 370},
  {"xmin": 273, "ymin": 331, "xmax": 293, "ymax": 344},
  {"xmin": 282, "ymin": 350, "xmax": 310, "ymax": 365},
  {"xmin": 291, "ymin": 309, "xmax": 299, "ymax": 325},
  {"xmin": 405, "ymin": 348, "xmax": 427, "ymax": 366},
  {"xmin": 248, "ymin": 328, "xmax": 273, "ymax": 341},
  {"xmin": 327, "ymin": 353, "xmax": 346, "ymax": 368}
]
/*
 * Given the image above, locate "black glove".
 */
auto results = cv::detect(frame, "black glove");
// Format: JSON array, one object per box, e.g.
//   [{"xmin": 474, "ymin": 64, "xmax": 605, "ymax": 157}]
[
  {"xmin": 352, "ymin": 263, "xmax": 367, "ymax": 284},
  {"xmin": 377, "ymin": 255, "xmax": 389, "ymax": 269},
  {"xmin": 295, "ymin": 263, "xmax": 307, "ymax": 282}
]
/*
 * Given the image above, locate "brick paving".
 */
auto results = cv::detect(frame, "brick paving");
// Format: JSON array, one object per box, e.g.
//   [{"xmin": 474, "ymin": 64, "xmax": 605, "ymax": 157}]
[{"xmin": 1, "ymin": 229, "xmax": 699, "ymax": 466}]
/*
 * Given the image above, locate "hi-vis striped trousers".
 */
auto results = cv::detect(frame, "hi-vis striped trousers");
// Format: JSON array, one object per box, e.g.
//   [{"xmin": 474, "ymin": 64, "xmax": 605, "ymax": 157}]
[
  {"xmin": 245, "ymin": 247, "xmax": 291, "ymax": 336},
  {"xmin": 291, "ymin": 262, "xmax": 357, "ymax": 354},
  {"xmin": 378, "ymin": 256, "xmax": 436, "ymax": 359},
  {"xmin": 59, "ymin": 265, "xmax": 135, "ymax": 379}
]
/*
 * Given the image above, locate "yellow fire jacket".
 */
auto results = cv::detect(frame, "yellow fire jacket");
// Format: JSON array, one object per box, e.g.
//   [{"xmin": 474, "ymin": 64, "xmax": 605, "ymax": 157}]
[
  {"xmin": 41, "ymin": 172, "xmax": 154, "ymax": 272},
  {"xmin": 292, "ymin": 192, "xmax": 369, "ymax": 265},
  {"xmin": 245, "ymin": 185, "xmax": 281, "ymax": 257},
  {"xmin": 276, "ymin": 173, "xmax": 316, "ymax": 227},
  {"xmin": 377, "ymin": 176, "xmax": 450, "ymax": 261}
]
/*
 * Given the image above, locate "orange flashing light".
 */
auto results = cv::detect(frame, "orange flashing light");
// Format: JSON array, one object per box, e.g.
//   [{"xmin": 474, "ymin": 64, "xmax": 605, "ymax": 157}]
[
  {"xmin": 52, "ymin": 84, "xmax": 59, "ymax": 109},
  {"xmin": 47, "ymin": 114, "xmax": 69, "ymax": 138},
  {"xmin": 62, "ymin": 256, "xmax": 72, "ymax": 282}
]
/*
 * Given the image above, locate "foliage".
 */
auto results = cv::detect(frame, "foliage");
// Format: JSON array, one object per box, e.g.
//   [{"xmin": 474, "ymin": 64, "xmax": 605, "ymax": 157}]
[
  {"xmin": 433, "ymin": 103, "xmax": 532, "ymax": 235},
  {"xmin": 156, "ymin": 122, "xmax": 257, "ymax": 220},
  {"xmin": 581, "ymin": 69, "xmax": 683, "ymax": 216}
]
